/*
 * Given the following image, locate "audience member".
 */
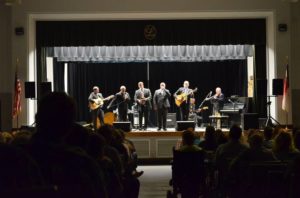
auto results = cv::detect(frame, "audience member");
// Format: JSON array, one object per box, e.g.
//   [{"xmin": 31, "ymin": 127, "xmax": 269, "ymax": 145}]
[
  {"xmin": 273, "ymin": 130, "xmax": 300, "ymax": 161},
  {"xmin": 179, "ymin": 130, "xmax": 202, "ymax": 152},
  {"xmin": 263, "ymin": 126, "xmax": 274, "ymax": 150},
  {"xmin": 215, "ymin": 125, "xmax": 248, "ymax": 197},
  {"xmin": 215, "ymin": 128, "xmax": 228, "ymax": 147},
  {"xmin": 198, "ymin": 126, "xmax": 217, "ymax": 151},
  {"xmin": 29, "ymin": 92, "xmax": 107, "ymax": 198}
]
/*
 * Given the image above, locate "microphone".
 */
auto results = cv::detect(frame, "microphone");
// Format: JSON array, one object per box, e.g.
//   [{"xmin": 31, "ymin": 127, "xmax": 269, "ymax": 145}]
[
  {"xmin": 228, "ymin": 99, "xmax": 234, "ymax": 104},
  {"xmin": 209, "ymin": 91, "xmax": 212, "ymax": 97}
]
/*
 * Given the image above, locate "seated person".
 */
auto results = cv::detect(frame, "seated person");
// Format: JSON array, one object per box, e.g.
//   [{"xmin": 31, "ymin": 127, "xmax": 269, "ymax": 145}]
[{"xmin": 179, "ymin": 130, "xmax": 202, "ymax": 152}]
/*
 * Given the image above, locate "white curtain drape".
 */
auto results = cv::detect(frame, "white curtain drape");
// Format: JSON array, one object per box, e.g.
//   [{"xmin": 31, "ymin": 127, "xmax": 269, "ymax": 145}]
[{"xmin": 53, "ymin": 45, "xmax": 253, "ymax": 62}]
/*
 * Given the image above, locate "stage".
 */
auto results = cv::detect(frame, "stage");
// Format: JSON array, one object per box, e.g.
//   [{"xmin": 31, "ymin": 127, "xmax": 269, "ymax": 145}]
[{"xmin": 125, "ymin": 127, "xmax": 229, "ymax": 159}]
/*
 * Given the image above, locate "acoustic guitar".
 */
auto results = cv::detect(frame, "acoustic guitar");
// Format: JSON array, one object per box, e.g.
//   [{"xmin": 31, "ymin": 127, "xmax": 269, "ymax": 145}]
[
  {"xmin": 194, "ymin": 106, "xmax": 209, "ymax": 113},
  {"xmin": 175, "ymin": 88, "xmax": 198, "ymax": 107},
  {"xmin": 89, "ymin": 95, "xmax": 114, "ymax": 110}
]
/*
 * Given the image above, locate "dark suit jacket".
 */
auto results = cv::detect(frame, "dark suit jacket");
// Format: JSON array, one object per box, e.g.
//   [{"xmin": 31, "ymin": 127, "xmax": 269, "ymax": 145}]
[
  {"xmin": 211, "ymin": 93, "xmax": 225, "ymax": 112},
  {"xmin": 109, "ymin": 92, "xmax": 131, "ymax": 111},
  {"xmin": 134, "ymin": 88, "xmax": 152, "ymax": 110},
  {"xmin": 153, "ymin": 89, "xmax": 171, "ymax": 109}
]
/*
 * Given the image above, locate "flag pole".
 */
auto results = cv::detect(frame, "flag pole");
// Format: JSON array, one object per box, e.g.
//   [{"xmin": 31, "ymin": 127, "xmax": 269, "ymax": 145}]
[
  {"xmin": 17, "ymin": 58, "xmax": 19, "ymax": 130},
  {"xmin": 285, "ymin": 56, "xmax": 289, "ymax": 130}
]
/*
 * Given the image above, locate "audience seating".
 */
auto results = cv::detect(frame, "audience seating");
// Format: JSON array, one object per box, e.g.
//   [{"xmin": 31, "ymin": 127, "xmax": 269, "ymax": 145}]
[{"xmin": 168, "ymin": 147, "xmax": 205, "ymax": 198}]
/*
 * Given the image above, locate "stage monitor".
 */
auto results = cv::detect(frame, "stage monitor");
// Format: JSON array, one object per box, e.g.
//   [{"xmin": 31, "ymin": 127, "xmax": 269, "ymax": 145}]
[
  {"xmin": 176, "ymin": 121, "xmax": 195, "ymax": 131},
  {"xmin": 113, "ymin": 121, "xmax": 132, "ymax": 132},
  {"xmin": 167, "ymin": 113, "xmax": 176, "ymax": 128}
]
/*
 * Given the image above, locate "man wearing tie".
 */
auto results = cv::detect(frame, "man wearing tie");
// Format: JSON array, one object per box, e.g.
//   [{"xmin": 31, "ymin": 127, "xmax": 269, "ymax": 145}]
[
  {"xmin": 153, "ymin": 82, "xmax": 171, "ymax": 131},
  {"xmin": 174, "ymin": 81, "xmax": 194, "ymax": 121},
  {"xmin": 134, "ymin": 82, "xmax": 152, "ymax": 130},
  {"xmin": 108, "ymin": 85, "xmax": 131, "ymax": 121}
]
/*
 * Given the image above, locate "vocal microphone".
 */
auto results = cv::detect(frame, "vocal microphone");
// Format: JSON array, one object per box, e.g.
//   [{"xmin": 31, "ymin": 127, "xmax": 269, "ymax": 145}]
[{"xmin": 209, "ymin": 91, "xmax": 212, "ymax": 97}]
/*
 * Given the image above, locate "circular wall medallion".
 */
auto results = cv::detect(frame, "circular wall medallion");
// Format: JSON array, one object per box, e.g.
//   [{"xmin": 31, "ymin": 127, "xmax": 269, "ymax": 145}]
[{"xmin": 144, "ymin": 25, "xmax": 157, "ymax": 40}]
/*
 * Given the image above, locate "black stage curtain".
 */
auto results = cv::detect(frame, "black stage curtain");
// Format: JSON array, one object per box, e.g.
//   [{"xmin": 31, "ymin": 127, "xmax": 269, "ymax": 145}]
[
  {"xmin": 53, "ymin": 58, "xmax": 65, "ymax": 92},
  {"xmin": 36, "ymin": 19, "xmax": 265, "ymax": 46},
  {"xmin": 37, "ymin": 19, "xmax": 266, "ymax": 117},
  {"xmin": 65, "ymin": 60, "xmax": 247, "ymax": 123},
  {"xmin": 67, "ymin": 62, "xmax": 147, "ymax": 121}
]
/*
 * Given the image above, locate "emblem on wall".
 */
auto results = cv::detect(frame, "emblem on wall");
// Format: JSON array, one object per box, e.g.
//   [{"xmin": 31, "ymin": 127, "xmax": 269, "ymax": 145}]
[{"xmin": 144, "ymin": 25, "xmax": 157, "ymax": 40}]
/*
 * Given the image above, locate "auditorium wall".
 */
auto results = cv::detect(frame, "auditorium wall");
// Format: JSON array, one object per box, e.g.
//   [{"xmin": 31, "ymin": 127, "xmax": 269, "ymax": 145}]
[{"xmin": 0, "ymin": 0, "xmax": 299, "ymax": 130}]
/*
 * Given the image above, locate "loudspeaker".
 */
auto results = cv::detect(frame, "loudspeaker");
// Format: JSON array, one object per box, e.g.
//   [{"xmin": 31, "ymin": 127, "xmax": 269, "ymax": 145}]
[
  {"xmin": 278, "ymin": 24, "xmax": 288, "ymax": 32},
  {"xmin": 113, "ymin": 121, "xmax": 132, "ymax": 132},
  {"xmin": 166, "ymin": 113, "xmax": 176, "ymax": 128},
  {"xmin": 256, "ymin": 79, "xmax": 267, "ymax": 96},
  {"xmin": 15, "ymin": 27, "xmax": 24, "ymax": 35},
  {"xmin": 39, "ymin": 82, "xmax": 52, "ymax": 98},
  {"xmin": 25, "ymin": 81, "xmax": 35, "ymax": 98},
  {"xmin": 272, "ymin": 79, "xmax": 284, "ymax": 95},
  {"xmin": 176, "ymin": 121, "xmax": 195, "ymax": 131},
  {"xmin": 241, "ymin": 113, "xmax": 259, "ymax": 130}
]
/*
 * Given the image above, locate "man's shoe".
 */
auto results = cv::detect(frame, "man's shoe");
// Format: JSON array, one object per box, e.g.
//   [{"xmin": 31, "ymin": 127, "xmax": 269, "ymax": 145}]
[
  {"xmin": 157, "ymin": 128, "xmax": 161, "ymax": 131},
  {"xmin": 163, "ymin": 128, "xmax": 167, "ymax": 131}
]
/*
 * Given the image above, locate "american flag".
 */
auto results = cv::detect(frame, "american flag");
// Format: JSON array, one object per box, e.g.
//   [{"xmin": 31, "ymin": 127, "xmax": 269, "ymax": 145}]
[
  {"xmin": 12, "ymin": 70, "xmax": 21, "ymax": 118},
  {"xmin": 282, "ymin": 64, "xmax": 289, "ymax": 112}
]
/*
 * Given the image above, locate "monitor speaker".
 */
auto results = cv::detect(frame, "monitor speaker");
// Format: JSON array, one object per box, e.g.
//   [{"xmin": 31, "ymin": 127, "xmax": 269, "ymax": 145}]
[
  {"xmin": 166, "ymin": 113, "xmax": 176, "ymax": 128},
  {"xmin": 272, "ymin": 79, "xmax": 284, "ymax": 95},
  {"xmin": 113, "ymin": 121, "xmax": 132, "ymax": 132},
  {"xmin": 176, "ymin": 121, "xmax": 195, "ymax": 131},
  {"xmin": 25, "ymin": 81, "xmax": 35, "ymax": 98},
  {"xmin": 39, "ymin": 82, "xmax": 52, "ymax": 98},
  {"xmin": 241, "ymin": 113, "xmax": 259, "ymax": 130}
]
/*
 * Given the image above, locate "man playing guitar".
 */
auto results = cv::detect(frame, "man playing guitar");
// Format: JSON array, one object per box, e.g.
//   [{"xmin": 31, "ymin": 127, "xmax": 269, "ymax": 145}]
[
  {"xmin": 88, "ymin": 86, "xmax": 113, "ymax": 130},
  {"xmin": 174, "ymin": 81, "xmax": 197, "ymax": 121}
]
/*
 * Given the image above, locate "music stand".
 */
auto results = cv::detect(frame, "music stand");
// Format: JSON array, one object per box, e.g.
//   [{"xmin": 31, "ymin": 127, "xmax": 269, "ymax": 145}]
[{"xmin": 265, "ymin": 95, "xmax": 280, "ymax": 127}]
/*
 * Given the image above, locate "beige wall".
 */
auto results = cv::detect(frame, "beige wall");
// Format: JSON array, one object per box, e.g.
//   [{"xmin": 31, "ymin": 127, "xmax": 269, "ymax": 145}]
[
  {"xmin": 291, "ymin": 2, "xmax": 300, "ymax": 127},
  {"xmin": 0, "ymin": 4, "xmax": 12, "ymax": 130},
  {"xmin": 0, "ymin": 0, "xmax": 298, "ymax": 129}
]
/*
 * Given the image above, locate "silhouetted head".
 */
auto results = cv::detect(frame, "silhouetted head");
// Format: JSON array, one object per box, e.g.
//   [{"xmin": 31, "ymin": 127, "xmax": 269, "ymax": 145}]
[
  {"xmin": 182, "ymin": 130, "xmax": 195, "ymax": 146},
  {"xmin": 273, "ymin": 130, "xmax": 295, "ymax": 152},
  {"xmin": 249, "ymin": 133, "xmax": 264, "ymax": 149},
  {"xmin": 264, "ymin": 126, "xmax": 273, "ymax": 140},
  {"xmin": 229, "ymin": 124, "xmax": 242, "ymax": 141},
  {"xmin": 35, "ymin": 92, "xmax": 76, "ymax": 141}
]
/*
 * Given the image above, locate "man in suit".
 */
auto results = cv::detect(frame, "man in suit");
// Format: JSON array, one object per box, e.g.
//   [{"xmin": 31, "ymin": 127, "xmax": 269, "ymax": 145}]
[
  {"xmin": 108, "ymin": 85, "xmax": 131, "ymax": 121},
  {"xmin": 174, "ymin": 81, "xmax": 194, "ymax": 121},
  {"xmin": 206, "ymin": 87, "xmax": 225, "ymax": 128},
  {"xmin": 88, "ymin": 86, "xmax": 105, "ymax": 130},
  {"xmin": 206, "ymin": 87, "xmax": 225, "ymax": 116},
  {"xmin": 134, "ymin": 82, "xmax": 152, "ymax": 130},
  {"xmin": 153, "ymin": 82, "xmax": 171, "ymax": 131}
]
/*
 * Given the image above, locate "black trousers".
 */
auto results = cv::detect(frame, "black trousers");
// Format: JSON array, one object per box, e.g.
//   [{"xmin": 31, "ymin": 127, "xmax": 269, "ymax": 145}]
[
  {"xmin": 157, "ymin": 107, "xmax": 168, "ymax": 129},
  {"xmin": 118, "ymin": 108, "xmax": 128, "ymax": 121},
  {"xmin": 138, "ymin": 105, "xmax": 149, "ymax": 129},
  {"xmin": 91, "ymin": 107, "xmax": 104, "ymax": 130},
  {"xmin": 179, "ymin": 103, "xmax": 190, "ymax": 121}
]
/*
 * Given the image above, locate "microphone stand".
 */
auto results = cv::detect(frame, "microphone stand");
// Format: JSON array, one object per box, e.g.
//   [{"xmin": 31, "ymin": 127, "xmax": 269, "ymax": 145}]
[{"xmin": 199, "ymin": 91, "xmax": 211, "ymax": 108}]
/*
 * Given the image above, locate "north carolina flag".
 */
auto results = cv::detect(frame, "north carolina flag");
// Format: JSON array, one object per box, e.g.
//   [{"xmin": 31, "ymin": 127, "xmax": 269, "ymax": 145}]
[
  {"xmin": 12, "ymin": 70, "xmax": 21, "ymax": 118},
  {"xmin": 282, "ymin": 64, "xmax": 289, "ymax": 112}
]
